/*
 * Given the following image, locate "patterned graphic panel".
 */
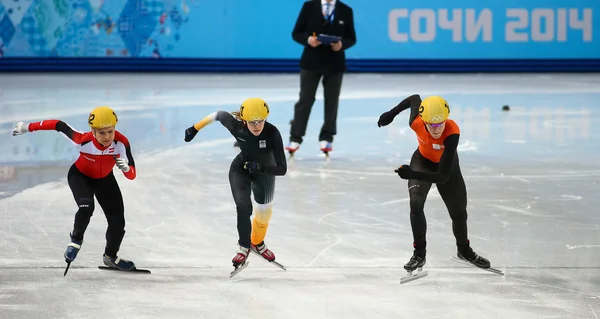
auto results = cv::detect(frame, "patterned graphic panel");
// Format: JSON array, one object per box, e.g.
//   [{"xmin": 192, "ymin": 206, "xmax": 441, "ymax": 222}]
[
  {"xmin": 2, "ymin": 0, "xmax": 198, "ymax": 57},
  {"xmin": 1, "ymin": 0, "xmax": 599, "ymax": 59}
]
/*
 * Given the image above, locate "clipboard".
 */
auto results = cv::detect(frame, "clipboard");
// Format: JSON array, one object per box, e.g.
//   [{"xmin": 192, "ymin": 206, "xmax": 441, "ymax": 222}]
[{"xmin": 316, "ymin": 34, "xmax": 341, "ymax": 45}]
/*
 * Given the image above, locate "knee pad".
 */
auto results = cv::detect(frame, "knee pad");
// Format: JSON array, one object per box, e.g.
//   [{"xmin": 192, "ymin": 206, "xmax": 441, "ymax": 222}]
[
  {"xmin": 77, "ymin": 198, "xmax": 94, "ymax": 216},
  {"xmin": 254, "ymin": 203, "xmax": 273, "ymax": 225}
]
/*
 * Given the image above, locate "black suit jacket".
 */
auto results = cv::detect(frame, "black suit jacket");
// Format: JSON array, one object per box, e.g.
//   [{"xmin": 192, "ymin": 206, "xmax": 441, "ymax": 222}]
[{"xmin": 291, "ymin": 0, "xmax": 357, "ymax": 72}]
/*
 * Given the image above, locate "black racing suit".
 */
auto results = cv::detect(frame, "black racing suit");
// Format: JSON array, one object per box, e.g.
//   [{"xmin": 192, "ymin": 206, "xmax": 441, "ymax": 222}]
[
  {"xmin": 215, "ymin": 112, "xmax": 287, "ymax": 248},
  {"xmin": 381, "ymin": 95, "xmax": 472, "ymax": 258}
]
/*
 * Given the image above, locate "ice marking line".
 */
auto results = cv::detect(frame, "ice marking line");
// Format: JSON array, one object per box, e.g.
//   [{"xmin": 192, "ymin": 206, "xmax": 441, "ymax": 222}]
[
  {"xmin": 308, "ymin": 212, "xmax": 342, "ymax": 267},
  {"xmin": 487, "ymin": 204, "xmax": 546, "ymax": 217},
  {"xmin": 376, "ymin": 198, "xmax": 409, "ymax": 206},
  {"xmin": 560, "ymin": 195, "xmax": 582, "ymax": 200},
  {"xmin": 317, "ymin": 212, "xmax": 339, "ymax": 224},
  {"xmin": 512, "ymin": 278, "xmax": 600, "ymax": 298},
  {"xmin": 1, "ymin": 265, "xmax": 600, "ymax": 269},
  {"xmin": 566, "ymin": 244, "xmax": 600, "ymax": 250},
  {"xmin": 355, "ymin": 213, "xmax": 405, "ymax": 229},
  {"xmin": 591, "ymin": 304, "xmax": 598, "ymax": 319},
  {"xmin": 3, "ymin": 84, "xmax": 599, "ymax": 124},
  {"xmin": 315, "ymin": 169, "xmax": 600, "ymax": 179},
  {"xmin": 306, "ymin": 235, "xmax": 341, "ymax": 267}
]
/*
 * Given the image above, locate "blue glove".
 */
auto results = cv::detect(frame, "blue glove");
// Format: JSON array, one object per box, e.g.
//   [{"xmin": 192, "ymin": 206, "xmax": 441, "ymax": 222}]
[{"xmin": 244, "ymin": 161, "xmax": 262, "ymax": 174}]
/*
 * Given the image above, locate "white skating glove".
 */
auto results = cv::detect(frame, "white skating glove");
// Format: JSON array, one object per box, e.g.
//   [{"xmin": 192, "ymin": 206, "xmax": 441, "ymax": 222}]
[
  {"xmin": 12, "ymin": 121, "xmax": 29, "ymax": 136},
  {"xmin": 115, "ymin": 157, "xmax": 130, "ymax": 172}
]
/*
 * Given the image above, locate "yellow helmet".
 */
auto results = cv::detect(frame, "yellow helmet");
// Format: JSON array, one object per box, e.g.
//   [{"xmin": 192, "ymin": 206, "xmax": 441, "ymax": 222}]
[
  {"xmin": 239, "ymin": 98, "xmax": 269, "ymax": 122},
  {"xmin": 88, "ymin": 106, "xmax": 118, "ymax": 129},
  {"xmin": 419, "ymin": 96, "xmax": 450, "ymax": 124}
]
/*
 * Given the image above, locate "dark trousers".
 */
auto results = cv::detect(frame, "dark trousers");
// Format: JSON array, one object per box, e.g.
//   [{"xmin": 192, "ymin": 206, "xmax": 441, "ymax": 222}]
[
  {"xmin": 290, "ymin": 68, "xmax": 343, "ymax": 144},
  {"xmin": 229, "ymin": 153, "xmax": 275, "ymax": 248},
  {"xmin": 67, "ymin": 165, "xmax": 126, "ymax": 257},
  {"xmin": 407, "ymin": 150, "xmax": 471, "ymax": 257}
]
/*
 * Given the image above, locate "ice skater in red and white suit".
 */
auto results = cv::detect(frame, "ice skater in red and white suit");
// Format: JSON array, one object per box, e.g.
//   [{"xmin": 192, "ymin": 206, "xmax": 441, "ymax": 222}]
[{"xmin": 12, "ymin": 106, "xmax": 138, "ymax": 271}]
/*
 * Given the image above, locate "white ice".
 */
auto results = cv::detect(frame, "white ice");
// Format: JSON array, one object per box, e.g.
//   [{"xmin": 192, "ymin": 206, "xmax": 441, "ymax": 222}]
[{"xmin": 0, "ymin": 73, "xmax": 599, "ymax": 319}]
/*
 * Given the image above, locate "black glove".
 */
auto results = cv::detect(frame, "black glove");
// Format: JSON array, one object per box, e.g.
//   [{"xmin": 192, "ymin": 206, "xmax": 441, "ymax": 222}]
[
  {"xmin": 184, "ymin": 126, "xmax": 198, "ymax": 142},
  {"xmin": 394, "ymin": 165, "xmax": 414, "ymax": 180},
  {"xmin": 377, "ymin": 111, "xmax": 397, "ymax": 127},
  {"xmin": 244, "ymin": 161, "xmax": 262, "ymax": 174}
]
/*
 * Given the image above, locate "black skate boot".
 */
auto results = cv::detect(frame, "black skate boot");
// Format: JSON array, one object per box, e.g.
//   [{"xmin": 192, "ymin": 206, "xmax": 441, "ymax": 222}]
[
  {"xmin": 103, "ymin": 254, "xmax": 136, "ymax": 271},
  {"xmin": 63, "ymin": 233, "xmax": 82, "ymax": 276},
  {"xmin": 451, "ymin": 241, "xmax": 503, "ymax": 275},
  {"xmin": 403, "ymin": 254, "xmax": 426, "ymax": 272},
  {"xmin": 457, "ymin": 250, "xmax": 490, "ymax": 269},
  {"xmin": 400, "ymin": 251, "xmax": 428, "ymax": 284},
  {"xmin": 64, "ymin": 233, "xmax": 82, "ymax": 263}
]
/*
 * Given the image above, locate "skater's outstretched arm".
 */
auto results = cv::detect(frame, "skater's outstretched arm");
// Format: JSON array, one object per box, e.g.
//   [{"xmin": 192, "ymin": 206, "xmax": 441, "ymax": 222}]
[
  {"xmin": 184, "ymin": 111, "xmax": 239, "ymax": 142},
  {"xmin": 377, "ymin": 94, "xmax": 422, "ymax": 127},
  {"xmin": 263, "ymin": 126, "xmax": 287, "ymax": 176},
  {"xmin": 397, "ymin": 134, "xmax": 460, "ymax": 184},
  {"xmin": 13, "ymin": 120, "xmax": 87, "ymax": 144}
]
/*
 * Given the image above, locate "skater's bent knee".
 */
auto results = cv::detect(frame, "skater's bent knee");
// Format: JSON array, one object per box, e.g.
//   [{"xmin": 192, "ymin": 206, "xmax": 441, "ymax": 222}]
[
  {"xmin": 77, "ymin": 198, "xmax": 94, "ymax": 215},
  {"xmin": 409, "ymin": 196, "xmax": 426, "ymax": 213},
  {"xmin": 254, "ymin": 203, "xmax": 273, "ymax": 224},
  {"xmin": 450, "ymin": 209, "xmax": 467, "ymax": 222}
]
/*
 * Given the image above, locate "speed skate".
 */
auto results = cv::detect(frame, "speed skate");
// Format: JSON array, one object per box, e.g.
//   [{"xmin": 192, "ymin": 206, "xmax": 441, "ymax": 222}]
[
  {"xmin": 450, "ymin": 257, "xmax": 504, "ymax": 275},
  {"xmin": 229, "ymin": 261, "xmax": 250, "ymax": 278},
  {"xmin": 98, "ymin": 266, "xmax": 151, "ymax": 274},
  {"xmin": 400, "ymin": 267, "xmax": 428, "ymax": 284},
  {"xmin": 249, "ymin": 249, "xmax": 287, "ymax": 271}
]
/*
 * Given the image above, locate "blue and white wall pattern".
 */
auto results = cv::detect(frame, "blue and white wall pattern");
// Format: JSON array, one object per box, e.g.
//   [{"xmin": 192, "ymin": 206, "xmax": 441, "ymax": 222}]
[
  {"xmin": 0, "ymin": 0, "xmax": 198, "ymax": 58},
  {"xmin": 0, "ymin": 1, "xmax": 598, "ymax": 72}
]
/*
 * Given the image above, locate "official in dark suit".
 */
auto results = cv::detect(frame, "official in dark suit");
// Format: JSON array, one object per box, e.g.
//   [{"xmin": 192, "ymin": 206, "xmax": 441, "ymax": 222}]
[{"xmin": 287, "ymin": 0, "xmax": 356, "ymax": 155}]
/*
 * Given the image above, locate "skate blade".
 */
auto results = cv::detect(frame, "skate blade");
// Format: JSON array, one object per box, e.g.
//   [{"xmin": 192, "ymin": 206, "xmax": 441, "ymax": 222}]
[
  {"xmin": 230, "ymin": 261, "xmax": 249, "ymax": 278},
  {"xmin": 400, "ymin": 270, "xmax": 428, "ymax": 284},
  {"xmin": 270, "ymin": 261, "xmax": 286, "ymax": 271},
  {"xmin": 450, "ymin": 257, "xmax": 504, "ymax": 275},
  {"xmin": 64, "ymin": 261, "xmax": 71, "ymax": 277},
  {"xmin": 98, "ymin": 266, "xmax": 151, "ymax": 274},
  {"xmin": 249, "ymin": 250, "xmax": 286, "ymax": 271}
]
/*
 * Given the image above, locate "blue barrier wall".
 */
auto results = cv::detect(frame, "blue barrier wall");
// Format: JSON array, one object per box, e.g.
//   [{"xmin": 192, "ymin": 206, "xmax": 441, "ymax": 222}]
[{"xmin": 0, "ymin": 0, "xmax": 598, "ymax": 72}]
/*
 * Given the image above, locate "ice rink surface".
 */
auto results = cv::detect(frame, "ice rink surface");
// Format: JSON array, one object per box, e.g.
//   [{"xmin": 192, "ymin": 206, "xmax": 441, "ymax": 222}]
[{"xmin": 0, "ymin": 73, "xmax": 599, "ymax": 319}]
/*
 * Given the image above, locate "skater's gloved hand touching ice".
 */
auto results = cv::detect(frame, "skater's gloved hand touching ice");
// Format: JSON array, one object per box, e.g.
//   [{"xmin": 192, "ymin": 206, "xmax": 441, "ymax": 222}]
[
  {"xmin": 244, "ymin": 161, "xmax": 262, "ymax": 174},
  {"xmin": 114, "ymin": 157, "xmax": 130, "ymax": 172},
  {"xmin": 12, "ymin": 121, "xmax": 29, "ymax": 136},
  {"xmin": 377, "ymin": 111, "xmax": 397, "ymax": 127},
  {"xmin": 395, "ymin": 165, "xmax": 415, "ymax": 180},
  {"xmin": 184, "ymin": 125, "xmax": 199, "ymax": 142}
]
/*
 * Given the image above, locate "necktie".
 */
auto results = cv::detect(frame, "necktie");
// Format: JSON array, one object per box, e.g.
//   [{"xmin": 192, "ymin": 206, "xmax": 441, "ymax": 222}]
[{"xmin": 324, "ymin": 2, "xmax": 330, "ymax": 19}]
